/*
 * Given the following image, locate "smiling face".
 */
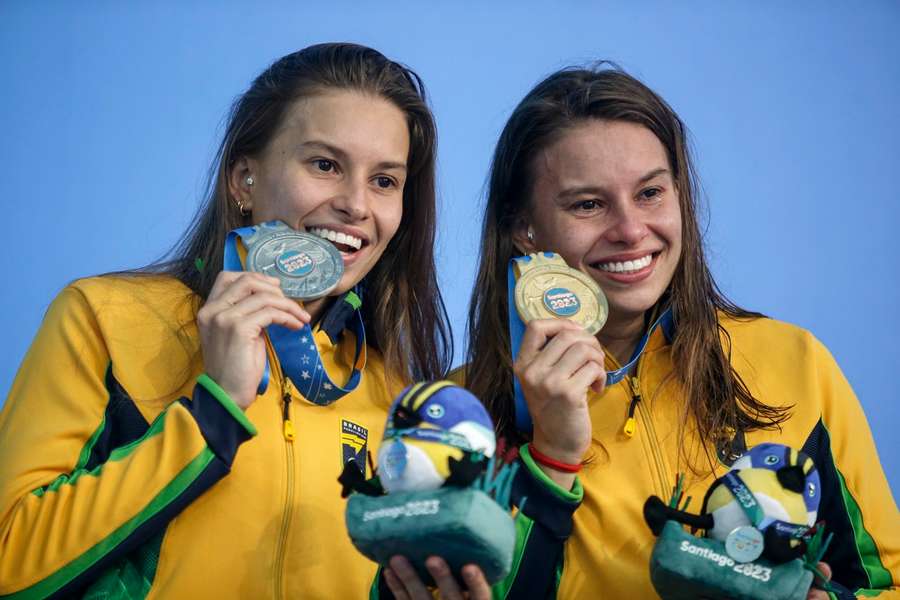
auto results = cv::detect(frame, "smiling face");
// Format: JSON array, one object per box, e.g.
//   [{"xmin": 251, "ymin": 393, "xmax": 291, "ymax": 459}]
[
  {"xmin": 230, "ymin": 89, "xmax": 409, "ymax": 300},
  {"xmin": 517, "ymin": 119, "xmax": 682, "ymax": 334}
]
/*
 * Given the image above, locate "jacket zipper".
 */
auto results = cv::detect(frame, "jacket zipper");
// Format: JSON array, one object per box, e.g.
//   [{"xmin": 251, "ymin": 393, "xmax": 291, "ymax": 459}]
[
  {"xmin": 632, "ymin": 377, "xmax": 669, "ymax": 497},
  {"xmin": 621, "ymin": 350, "xmax": 672, "ymax": 498},
  {"xmin": 623, "ymin": 376, "xmax": 640, "ymax": 438},
  {"xmin": 274, "ymin": 374, "xmax": 296, "ymax": 598}
]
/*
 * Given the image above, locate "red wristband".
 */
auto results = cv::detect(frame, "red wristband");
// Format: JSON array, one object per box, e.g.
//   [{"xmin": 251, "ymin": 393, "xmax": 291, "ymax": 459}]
[{"xmin": 527, "ymin": 443, "xmax": 582, "ymax": 473}]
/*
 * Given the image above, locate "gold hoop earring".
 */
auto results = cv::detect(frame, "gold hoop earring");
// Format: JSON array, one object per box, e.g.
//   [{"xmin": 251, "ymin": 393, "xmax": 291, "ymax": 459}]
[{"xmin": 236, "ymin": 199, "xmax": 249, "ymax": 217}]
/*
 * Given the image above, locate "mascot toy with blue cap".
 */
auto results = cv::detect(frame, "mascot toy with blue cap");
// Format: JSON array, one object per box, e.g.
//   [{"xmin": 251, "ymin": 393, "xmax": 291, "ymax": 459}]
[
  {"xmin": 341, "ymin": 381, "xmax": 518, "ymax": 585},
  {"xmin": 643, "ymin": 443, "xmax": 834, "ymax": 600}
]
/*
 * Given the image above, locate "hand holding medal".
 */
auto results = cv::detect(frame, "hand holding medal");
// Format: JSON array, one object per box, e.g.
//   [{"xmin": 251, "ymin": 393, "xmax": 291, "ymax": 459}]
[
  {"xmin": 198, "ymin": 270, "xmax": 311, "ymax": 410},
  {"xmin": 222, "ymin": 220, "xmax": 367, "ymax": 407},
  {"xmin": 507, "ymin": 252, "xmax": 609, "ymax": 485},
  {"xmin": 508, "ymin": 252, "xmax": 675, "ymax": 435}
]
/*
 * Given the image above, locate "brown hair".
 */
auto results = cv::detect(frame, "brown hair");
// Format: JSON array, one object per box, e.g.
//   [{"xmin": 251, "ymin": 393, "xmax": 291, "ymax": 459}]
[
  {"xmin": 465, "ymin": 64, "xmax": 787, "ymax": 452},
  {"xmin": 151, "ymin": 43, "xmax": 452, "ymax": 381}
]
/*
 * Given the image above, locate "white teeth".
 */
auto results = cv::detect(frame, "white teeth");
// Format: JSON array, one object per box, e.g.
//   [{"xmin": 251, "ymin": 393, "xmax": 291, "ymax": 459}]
[
  {"xmin": 597, "ymin": 254, "xmax": 652, "ymax": 273},
  {"xmin": 308, "ymin": 227, "xmax": 362, "ymax": 250}
]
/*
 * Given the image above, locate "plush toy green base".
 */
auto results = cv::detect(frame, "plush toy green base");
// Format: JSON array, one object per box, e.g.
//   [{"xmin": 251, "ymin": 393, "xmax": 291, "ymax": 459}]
[
  {"xmin": 649, "ymin": 521, "xmax": 813, "ymax": 600},
  {"xmin": 346, "ymin": 487, "xmax": 515, "ymax": 584}
]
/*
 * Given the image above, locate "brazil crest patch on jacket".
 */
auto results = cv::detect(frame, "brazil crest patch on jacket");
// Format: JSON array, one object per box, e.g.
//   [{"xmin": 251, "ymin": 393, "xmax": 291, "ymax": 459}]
[{"xmin": 341, "ymin": 420, "xmax": 368, "ymax": 477}]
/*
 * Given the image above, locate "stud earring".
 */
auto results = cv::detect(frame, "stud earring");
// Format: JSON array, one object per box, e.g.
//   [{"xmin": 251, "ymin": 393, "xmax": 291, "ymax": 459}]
[
  {"xmin": 527, "ymin": 228, "xmax": 535, "ymax": 243},
  {"xmin": 245, "ymin": 175, "xmax": 254, "ymax": 186}
]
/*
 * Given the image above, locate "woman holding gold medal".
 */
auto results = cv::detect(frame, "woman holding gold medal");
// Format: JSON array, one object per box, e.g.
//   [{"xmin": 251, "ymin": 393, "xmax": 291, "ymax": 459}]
[
  {"xmin": 441, "ymin": 66, "xmax": 899, "ymax": 599},
  {"xmin": 0, "ymin": 43, "xmax": 480, "ymax": 599}
]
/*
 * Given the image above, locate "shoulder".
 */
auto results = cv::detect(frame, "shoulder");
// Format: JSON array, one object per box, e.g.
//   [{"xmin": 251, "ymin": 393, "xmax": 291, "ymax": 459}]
[
  {"xmin": 68, "ymin": 275, "xmax": 202, "ymax": 400},
  {"xmin": 14, "ymin": 275, "xmax": 201, "ymax": 411},
  {"xmin": 717, "ymin": 313, "xmax": 851, "ymax": 430},
  {"xmin": 716, "ymin": 312, "xmax": 838, "ymax": 379},
  {"xmin": 718, "ymin": 311, "xmax": 809, "ymax": 339},
  {"xmin": 717, "ymin": 312, "xmax": 824, "ymax": 363},
  {"xmin": 66, "ymin": 274, "xmax": 197, "ymax": 329},
  {"xmin": 69, "ymin": 274, "xmax": 196, "ymax": 312},
  {"xmin": 36, "ymin": 274, "xmax": 193, "ymax": 338}
]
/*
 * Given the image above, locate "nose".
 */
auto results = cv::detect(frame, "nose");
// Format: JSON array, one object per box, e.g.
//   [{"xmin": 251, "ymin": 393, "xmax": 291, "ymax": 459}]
[
  {"xmin": 332, "ymin": 176, "xmax": 370, "ymax": 222},
  {"xmin": 605, "ymin": 202, "xmax": 648, "ymax": 246}
]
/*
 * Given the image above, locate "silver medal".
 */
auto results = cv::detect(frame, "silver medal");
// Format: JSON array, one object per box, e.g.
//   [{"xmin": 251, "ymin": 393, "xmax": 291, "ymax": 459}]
[
  {"xmin": 244, "ymin": 221, "xmax": 343, "ymax": 300},
  {"xmin": 724, "ymin": 525, "xmax": 764, "ymax": 563}
]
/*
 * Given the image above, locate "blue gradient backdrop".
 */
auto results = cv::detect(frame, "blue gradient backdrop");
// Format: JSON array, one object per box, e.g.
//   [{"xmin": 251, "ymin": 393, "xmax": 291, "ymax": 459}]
[{"xmin": 2, "ymin": 2, "xmax": 898, "ymax": 497}]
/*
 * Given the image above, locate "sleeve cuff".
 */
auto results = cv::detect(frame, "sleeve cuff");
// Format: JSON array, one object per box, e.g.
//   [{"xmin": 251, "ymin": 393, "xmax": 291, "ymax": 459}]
[
  {"xmin": 511, "ymin": 444, "xmax": 583, "ymax": 540},
  {"xmin": 182, "ymin": 375, "xmax": 256, "ymax": 466},
  {"xmin": 519, "ymin": 444, "xmax": 583, "ymax": 503},
  {"xmin": 196, "ymin": 373, "xmax": 257, "ymax": 436}
]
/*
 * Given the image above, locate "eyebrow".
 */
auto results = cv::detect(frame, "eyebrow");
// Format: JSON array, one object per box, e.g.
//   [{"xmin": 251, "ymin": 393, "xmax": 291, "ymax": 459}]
[
  {"xmin": 557, "ymin": 167, "xmax": 671, "ymax": 198},
  {"xmin": 638, "ymin": 167, "xmax": 670, "ymax": 185},
  {"xmin": 298, "ymin": 140, "xmax": 407, "ymax": 172}
]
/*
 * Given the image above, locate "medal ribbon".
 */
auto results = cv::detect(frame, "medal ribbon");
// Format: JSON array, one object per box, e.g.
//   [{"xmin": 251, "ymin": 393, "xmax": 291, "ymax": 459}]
[
  {"xmin": 224, "ymin": 225, "xmax": 366, "ymax": 405},
  {"xmin": 507, "ymin": 255, "xmax": 675, "ymax": 432},
  {"xmin": 720, "ymin": 471, "xmax": 809, "ymax": 539}
]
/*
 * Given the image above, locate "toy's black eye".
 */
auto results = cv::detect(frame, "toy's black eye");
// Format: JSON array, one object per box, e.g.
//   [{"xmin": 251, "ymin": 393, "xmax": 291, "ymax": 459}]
[
  {"xmin": 393, "ymin": 406, "xmax": 421, "ymax": 429},
  {"xmin": 765, "ymin": 454, "xmax": 779, "ymax": 465}
]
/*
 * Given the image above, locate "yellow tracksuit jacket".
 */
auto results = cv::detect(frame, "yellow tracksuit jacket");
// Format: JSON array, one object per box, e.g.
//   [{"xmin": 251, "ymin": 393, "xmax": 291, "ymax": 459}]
[
  {"xmin": 446, "ymin": 315, "xmax": 900, "ymax": 599},
  {"xmin": 0, "ymin": 275, "xmax": 402, "ymax": 599}
]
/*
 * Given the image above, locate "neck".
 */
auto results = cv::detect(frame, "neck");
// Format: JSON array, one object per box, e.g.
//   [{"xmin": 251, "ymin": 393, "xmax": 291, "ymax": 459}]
[
  {"xmin": 303, "ymin": 295, "xmax": 334, "ymax": 326},
  {"xmin": 598, "ymin": 313, "xmax": 647, "ymax": 366}
]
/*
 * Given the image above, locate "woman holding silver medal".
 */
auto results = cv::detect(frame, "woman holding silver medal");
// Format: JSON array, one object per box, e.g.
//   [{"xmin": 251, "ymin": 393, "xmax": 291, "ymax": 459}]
[
  {"xmin": 382, "ymin": 65, "xmax": 900, "ymax": 598},
  {"xmin": 0, "ymin": 43, "xmax": 488, "ymax": 599}
]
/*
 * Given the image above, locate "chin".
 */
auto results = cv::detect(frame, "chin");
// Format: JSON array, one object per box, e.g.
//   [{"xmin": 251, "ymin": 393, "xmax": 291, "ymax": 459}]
[{"xmin": 332, "ymin": 269, "xmax": 370, "ymax": 296}]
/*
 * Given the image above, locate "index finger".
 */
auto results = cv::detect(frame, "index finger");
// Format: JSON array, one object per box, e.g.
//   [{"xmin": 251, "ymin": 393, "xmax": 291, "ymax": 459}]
[
  {"xmin": 517, "ymin": 318, "xmax": 591, "ymax": 364},
  {"xmin": 425, "ymin": 556, "xmax": 464, "ymax": 599},
  {"xmin": 208, "ymin": 270, "xmax": 281, "ymax": 301},
  {"xmin": 388, "ymin": 556, "xmax": 431, "ymax": 599},
  {"xmin": 461, "ymin": 564, "xmax": 492, "ymax": 600}
]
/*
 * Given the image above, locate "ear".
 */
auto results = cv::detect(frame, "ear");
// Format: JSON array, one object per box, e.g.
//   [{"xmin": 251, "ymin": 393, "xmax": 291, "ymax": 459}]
[
  {"xmin": 511, "ymin": 218, "xmax": 537, "ymax": 255},
  {"xmin": 227, "ymin": 156, "xmax": 255, "ymax": 211}
]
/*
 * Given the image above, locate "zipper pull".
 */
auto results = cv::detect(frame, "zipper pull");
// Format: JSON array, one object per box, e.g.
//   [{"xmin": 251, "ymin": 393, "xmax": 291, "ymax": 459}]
[
  {"xmin": 283, "ymin": 416, "xmax": 295, "ymax": 441},
  {"xmin": 282, "ymin": 380, "xmax": 295, "ymax": 442},
  {"xmin": 623, "ymin": 376, "xmax": 641, "ymax": 438}
]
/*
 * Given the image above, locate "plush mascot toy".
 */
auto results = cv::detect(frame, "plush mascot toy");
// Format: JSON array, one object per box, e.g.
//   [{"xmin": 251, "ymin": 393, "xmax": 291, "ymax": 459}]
[
  {"xmin": 376, "ymin": 381, "xmax": 496, "ymax": 493},
  {"xmin": 342, "ymin": 381, "xmax": 517, "ymax": 585},
  {"xmin": 643, "ymin": 443, "xmax": 832, "ymax": 600}
]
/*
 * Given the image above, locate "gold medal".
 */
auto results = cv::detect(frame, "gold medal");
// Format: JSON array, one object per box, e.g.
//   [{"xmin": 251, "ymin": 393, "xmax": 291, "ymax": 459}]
[{"xmin": 513, "ymin": 253, "xmax": 608, "ymax": 335}]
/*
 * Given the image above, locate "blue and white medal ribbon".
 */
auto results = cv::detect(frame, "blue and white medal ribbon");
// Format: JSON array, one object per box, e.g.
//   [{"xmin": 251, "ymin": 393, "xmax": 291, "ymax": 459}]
[
  {"xmin": 720, "ymin": 472, "xmax": 810, "ymax": 539},
  {"xmin": 224, "ymin": 225, "xmax": 366, "ymax": 405}
]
